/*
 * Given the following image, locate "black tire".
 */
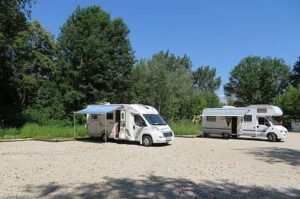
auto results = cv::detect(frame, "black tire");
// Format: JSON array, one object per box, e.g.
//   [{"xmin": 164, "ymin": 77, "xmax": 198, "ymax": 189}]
[
  {"xmin": 142, "ymin": 135, "xmax": 153, "ymax": 147},
  {"xmin": 222, "ymin": 133, "xmax": 230, "ymax": 139},
  {"xmin": 203, "ymin": 132, "xmax": 209, "ymax": 137},
  {"xmin": 267, "ymin": 133, "xmax": 276, "ymax": 142}
]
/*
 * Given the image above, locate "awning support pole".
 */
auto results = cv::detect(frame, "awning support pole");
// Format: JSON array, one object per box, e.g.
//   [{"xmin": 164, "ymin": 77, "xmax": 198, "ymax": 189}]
[{"xmin": 73, "ymin": 114, "xmax": 76, "ymax": 142}]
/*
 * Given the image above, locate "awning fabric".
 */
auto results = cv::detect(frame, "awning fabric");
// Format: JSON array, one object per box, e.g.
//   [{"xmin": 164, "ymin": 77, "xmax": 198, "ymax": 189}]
[
  {"xmin": 74, "ymin": 105, "xmax": 121, "ymax": 115},
  {"xmin": 202, "ymin": 108, "xmax": 250, "ymax": 117}
]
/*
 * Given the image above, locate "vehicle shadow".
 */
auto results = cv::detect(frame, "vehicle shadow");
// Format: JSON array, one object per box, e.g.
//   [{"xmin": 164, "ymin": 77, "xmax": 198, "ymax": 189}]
[
  {"xmin": 75, "ymin": 137, "xmax": 170, "ymax": 147},
  {"xmin": 23, "ymin": 175, "xmax": 299, "ymax": 198},
  {"xmin": 199, "ymin": 135, "xmax": 268, "ymax": 142},
  {"xmin": 75, "ymin": 137, "xmax": 104, "ymax": 144},
  {"xmin": 245, "ymin": 147, "xmax": 300, "ymax": 167}
]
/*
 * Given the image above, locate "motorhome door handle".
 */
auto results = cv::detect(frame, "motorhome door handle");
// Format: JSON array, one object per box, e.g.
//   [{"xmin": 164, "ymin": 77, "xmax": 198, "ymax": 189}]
[
  {"xmin": 133, "ymin": 125, "xmax": 135, "ymax": 130},
  {"xmin": 257, "ymin": 125, "xmax": 259, "ymax": 128}
]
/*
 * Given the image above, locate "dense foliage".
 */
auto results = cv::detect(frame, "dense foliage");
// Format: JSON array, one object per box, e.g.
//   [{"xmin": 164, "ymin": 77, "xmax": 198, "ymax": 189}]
[
  {"xmin": 224, "ymin": 56, "xmax": 290, "ymax": 106},
  {"xmin": 273, "ymin": 86, "xmax": 300, "ymax": 120},
  {"xmin": 0, "ymin": 1, "xmax": 299, "ymax": 128}
]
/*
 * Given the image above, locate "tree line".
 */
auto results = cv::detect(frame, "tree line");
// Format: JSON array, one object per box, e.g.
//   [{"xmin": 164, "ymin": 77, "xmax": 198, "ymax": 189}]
[{"xmin": 0, "ymin": 1, "xmax": 299, "ymax": 127}]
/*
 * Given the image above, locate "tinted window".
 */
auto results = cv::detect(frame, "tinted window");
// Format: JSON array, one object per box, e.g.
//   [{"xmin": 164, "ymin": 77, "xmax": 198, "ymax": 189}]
[
  {"xmin": 106, "ymin": 113, "xmax": 113, "ymax": 120},
  {"xmin": 244, "ymin": 115, "xmax": 252, "ymax": 122},
  {"xmin": 143, "ymin": 114, "xmax": 166, "ymax": 125},
  {"xmin": 91, "ymin": 115, "xmax": 98, "ymax": 120},
  {"xmin": 257, "ymin": 108, "xmax": 267, "ymax": 113},
  {"xmin": 258, "ymin": 117, "xmax": 265, "ymax": 125},
  {"xmin": 207, "ymin": 116, "xmax": 216, "ymax": 122},
  {"xmin": 134, "ymin": 115, "xmax": 146, "ymax": 127}
]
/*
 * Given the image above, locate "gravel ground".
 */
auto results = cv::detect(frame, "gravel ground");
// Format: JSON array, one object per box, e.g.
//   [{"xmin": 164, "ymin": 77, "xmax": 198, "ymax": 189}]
[{"xmin": 1, "ymin": 133, "xmax": 300, "ymax": 198}]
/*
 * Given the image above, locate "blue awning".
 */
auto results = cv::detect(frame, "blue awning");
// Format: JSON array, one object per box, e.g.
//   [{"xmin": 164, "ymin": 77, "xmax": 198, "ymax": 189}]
[
  {"xmin": 74, "ymin": 105, "xmax": 121, "ymax": 115},
  {"xmin": 202, "ymin": 108, "xmax": 250, "ymax": 117}
]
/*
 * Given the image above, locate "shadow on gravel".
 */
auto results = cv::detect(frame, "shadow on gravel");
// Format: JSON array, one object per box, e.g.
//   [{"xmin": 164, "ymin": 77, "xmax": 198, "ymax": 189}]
[
  {"xmin": 245, "ymin": 147, "xmax": 300, "ymax": 166},
  {"xmin": 75, "ymin": 138, "xmax": 170, "ymax": 147},
  {"xmin": 24, "ymin": 175, "xmax": 299, "ymax": 199},
  {"xmin": 200, "ymin": 135, "xmax": 267, "ymax": 142}
]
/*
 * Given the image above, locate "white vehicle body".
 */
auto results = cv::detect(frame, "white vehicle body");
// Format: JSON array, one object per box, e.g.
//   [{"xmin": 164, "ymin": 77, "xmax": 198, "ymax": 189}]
[
  {"xmin": 202, "ymin": 105, "xmax": 288, "ymax": 142},
  {"xmin": 84, "ymin": 104, "xmax": 174, "ymax": 146}
]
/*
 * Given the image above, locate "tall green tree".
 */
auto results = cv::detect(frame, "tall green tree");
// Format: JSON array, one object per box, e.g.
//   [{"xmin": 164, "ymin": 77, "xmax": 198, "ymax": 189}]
[
  {"xmin": 273, "ymin": 86, "xmax": 300, "ymax": 119},
  {"xmin": 57, "ymin": 6, "xmax": 134, "ymax": 113},
  {"xmin": 0, "ymin": 0, "xmax": 34, "ymax": 126},
  {"xmin": 193, "ymin": 65, "xmax": 221, "ymax": 92},
  {"xmin": 132, "ymin": 51, "xmax": 194, "ymax": 120},
  {"xmin": 224, "ymin": 56, "xmax": 290, "ymax": 106},
  {"xmin": 12, "ymin": 21, "xmax": 65, "ymax": 124},
  {"xmin": 291, "ymin": 57, "xmax": 300, "ymax": 87}
]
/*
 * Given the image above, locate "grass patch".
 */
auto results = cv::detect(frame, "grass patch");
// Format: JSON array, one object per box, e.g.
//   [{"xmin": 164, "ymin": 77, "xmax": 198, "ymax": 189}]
[
  {"xmin": 0, "ymin": 123, "xmax": 87, "ymax": 139},
  {"xmin": 170, "ymin": 120, "xmax": 202, "ymax": 135}
]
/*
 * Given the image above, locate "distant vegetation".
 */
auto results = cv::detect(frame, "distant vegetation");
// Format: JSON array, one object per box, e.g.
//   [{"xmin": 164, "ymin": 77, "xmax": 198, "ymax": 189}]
[
  {"xmin": 0, "ymin": 121, "xmax": 200, "ymax": 139},
  {"xmin": 0, "ymin": 0, "xmax": 299, "ymax": 133},
  {"xmin": 0, "ymin": 124, "xmax": 87, "ymax": 139}
]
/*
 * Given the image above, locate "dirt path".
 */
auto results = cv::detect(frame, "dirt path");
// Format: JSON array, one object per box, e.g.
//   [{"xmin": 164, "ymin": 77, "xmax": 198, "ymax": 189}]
[{"xmin": 1, "ymin": 133, "xmax": 299, "ymax": 198}]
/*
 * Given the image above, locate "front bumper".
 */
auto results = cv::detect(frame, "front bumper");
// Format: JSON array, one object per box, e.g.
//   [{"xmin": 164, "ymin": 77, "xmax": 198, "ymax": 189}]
[
  {"xmin": 277, "ymin": 132, "xmax": 288, "ymax": 139},
  {"xmin": 153, "ymin": 136, "xmax": 174, "ymax": 143}
]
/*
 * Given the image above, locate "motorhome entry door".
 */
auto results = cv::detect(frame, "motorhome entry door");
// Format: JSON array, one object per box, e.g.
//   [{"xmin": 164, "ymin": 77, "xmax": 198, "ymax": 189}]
[{"xmin": 119, "ymin": 110, "xmax": 126, "ymax": 139}]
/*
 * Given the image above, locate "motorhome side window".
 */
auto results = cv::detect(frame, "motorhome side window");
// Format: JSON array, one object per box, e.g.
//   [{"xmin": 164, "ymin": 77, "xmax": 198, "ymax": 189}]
[
  {"xmin": 106, "ymin": 113, "xmax": 113, "ymax": 120},
  {"xmin": 91, "ymin": 115, "xmax": 98, "ymax": 120},
  {"xmin": 206, "ymin": 116, "xmax": 216, "ymax": 122},
  {"xmin": 134, "ymin": 115, "xmax": 146, "ymax": 127},
  {"xmin": 257, "ymin": 108, "xmax": 267, "ymax": 113},
  {"xmin": 244, "ymin": 115, "xmax": 252, "ymax": 122}
]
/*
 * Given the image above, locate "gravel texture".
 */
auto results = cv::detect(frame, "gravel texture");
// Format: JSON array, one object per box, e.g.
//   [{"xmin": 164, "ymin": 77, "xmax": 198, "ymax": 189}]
[{"xmin": 1, "ymin": 133, "xmax": 299, "ymax": 198}]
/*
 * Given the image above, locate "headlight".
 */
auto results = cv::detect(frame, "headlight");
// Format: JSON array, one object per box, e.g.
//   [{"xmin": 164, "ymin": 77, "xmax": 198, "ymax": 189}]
[{"xmin": 150, "ymin": 126, "xmax": 159, "ymax": 131}]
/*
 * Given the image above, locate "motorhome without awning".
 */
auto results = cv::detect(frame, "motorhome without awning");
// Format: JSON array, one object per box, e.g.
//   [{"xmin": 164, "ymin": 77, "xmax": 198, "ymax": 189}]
[
  {"xmin": 202, "ymin": 105, "xmax": 288, "ymax": 142},
  {"xmin": 74, "ymin": 104, "xmax": 174, "ymax": 146}
]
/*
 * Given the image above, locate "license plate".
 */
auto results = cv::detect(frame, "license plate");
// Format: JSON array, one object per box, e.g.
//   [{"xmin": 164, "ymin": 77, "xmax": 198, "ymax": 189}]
[{"xmin": 166, "ymin": 137, "xmax": 171, "ymax": 141}]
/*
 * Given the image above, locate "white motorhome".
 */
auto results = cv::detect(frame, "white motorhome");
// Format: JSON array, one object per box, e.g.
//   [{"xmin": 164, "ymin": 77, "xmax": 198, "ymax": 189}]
[
  {"xmin": 202, "ymin": 105, "xmax": 288, "ymax": 142},
  {"xmin": 75, "ymin": 104, "xmax": 174, "ymax": 146}
]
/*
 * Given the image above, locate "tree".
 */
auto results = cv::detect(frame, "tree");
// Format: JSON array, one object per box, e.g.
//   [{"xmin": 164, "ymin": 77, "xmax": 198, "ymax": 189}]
[
  {"xmin": 57, "ymin": 6, "xmax": 134, "ymax": 113},
  {"xmin": 224, "ymin": 56, "xmax": 290, "ymax": 106},
  {"xmin": 0, "ymin": 0, "xmax": 35, "ymax": 127},
  {"xmin": 273, "ymin": 86, "xmax": 300, "ymax": 120},
  {"xmin": 11, "ymin": 21, "xmax": 66, "ymax": 124},
  {"xmin": 291, "ymin": 57, "xmax": 300, "ymax": 87},
  {"xmin": 193, "ymin": 66, "xmax": 221, "ymax": 92},
  {"xmin": 132, "ymin": 51, "xmax": 194, "ymax": 120}
]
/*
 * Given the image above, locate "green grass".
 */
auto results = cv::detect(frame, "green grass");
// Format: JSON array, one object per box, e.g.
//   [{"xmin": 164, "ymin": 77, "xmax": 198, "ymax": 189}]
[
  {"xmin": 0, "ymin": 123, "xmax": 87, "ymax": 139},
  {"xmin": 0, "ymin": 120, "xmax": 201, "ymax": 140},
  {"xmin": 170, "ymin": 120, "xmax": 202, "ymax": 135}
]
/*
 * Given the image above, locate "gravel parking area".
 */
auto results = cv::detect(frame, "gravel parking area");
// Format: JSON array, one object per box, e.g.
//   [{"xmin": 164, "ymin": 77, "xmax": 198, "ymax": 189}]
[{"xmin": 1, "ymin": 133, "xmax": 300, "ymax": 198}]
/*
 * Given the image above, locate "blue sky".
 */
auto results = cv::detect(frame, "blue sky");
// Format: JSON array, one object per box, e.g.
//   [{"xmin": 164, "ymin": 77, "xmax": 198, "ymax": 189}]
[{"xmin": 31, "ymin": 0, "xmax": 300, "ymax": 99}]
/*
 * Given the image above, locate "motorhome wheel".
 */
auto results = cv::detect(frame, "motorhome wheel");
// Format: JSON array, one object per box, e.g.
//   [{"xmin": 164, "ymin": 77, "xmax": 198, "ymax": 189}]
[
  {"xmin": 142, "ymin": 135, "xmax": 153, "ymax": 146},
  {"xmin": 203, "ymin": 132, "xmax": 209, "ymax": 138},
  {"xmin": 267, "ymin": 133, "xmax": 276, "ymax": 142},
  {"xmin": 222, "ymin": 133, "xmax": 230, "ymax": 139}
]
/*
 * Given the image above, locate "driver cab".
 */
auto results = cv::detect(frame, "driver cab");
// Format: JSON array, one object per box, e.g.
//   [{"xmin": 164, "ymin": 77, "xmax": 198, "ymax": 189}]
[{"xmin": 257, "ymin": 117, "xmax": 271, "ymax": 134}]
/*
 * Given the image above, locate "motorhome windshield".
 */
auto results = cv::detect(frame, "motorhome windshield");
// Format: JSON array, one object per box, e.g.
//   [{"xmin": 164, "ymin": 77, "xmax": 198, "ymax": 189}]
[
  {"xmin": 266, "ymin": 117, "xmax": 279, "ymax": 125},
  {"xmin": 143, "ymin": 114, "xmax": 166, "ymax": 125}
]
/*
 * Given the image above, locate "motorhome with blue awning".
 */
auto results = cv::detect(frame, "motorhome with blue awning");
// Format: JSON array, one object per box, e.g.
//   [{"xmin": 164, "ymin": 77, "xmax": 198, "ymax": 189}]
[
  {"xmin": 202, "ymin": 105, "xmax": 288, "ymax": 142},
  {"xmin": 75, "ymin": 104, "xmax": 174, "ymax": 146}
]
